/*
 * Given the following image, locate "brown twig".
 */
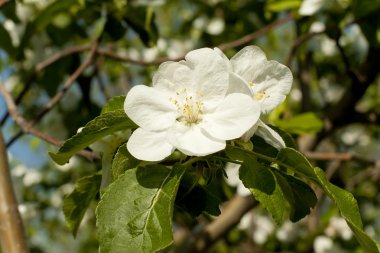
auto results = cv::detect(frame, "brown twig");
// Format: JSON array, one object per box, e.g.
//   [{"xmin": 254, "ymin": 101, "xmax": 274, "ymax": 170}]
[
  {"xmin": 305, "ymin": 152, "xmax": 353, "ymax": 161},
  {"xmin": 0, "ymin": 82, "xmax": 98, "ymax": 161},
  {"xmin": 97, "ymin": 14, "xmax": 293, "ymax": 66},
  {"xmin": 0, "ymin": 128, "xmax": 29, "ymax": 253},
  {"xmin": 97, "ymin": 47, "xmax": 184, "ymax": 65},
  {"xmin": 6, "ymin": 41, "xmax": 99, "ymax": 147},
  {"xmin": 95, "ymin": 57, "xmax": 111, "ymax": 101},
  {"xmin": 1, "ymin": 45, "xmax": 93, "ymax": 126},
  {"xmin": 218, "ymin": 13, "xmax": 293, "ymax": 51},
  {"xmin": 35, "ymin": 44, "xmax": 92, "ymax": 72},
  {"xmin": 286, "ymin": 31, "xmax": 324, "ymax": 67},
  {"xmin": 179, "ymin": 195, "xmax": 257, "ymax": 253}
]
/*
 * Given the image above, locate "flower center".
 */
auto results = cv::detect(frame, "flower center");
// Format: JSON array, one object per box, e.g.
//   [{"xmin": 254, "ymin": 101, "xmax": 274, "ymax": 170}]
[
  {"xmin": 255, "ymin": 90, "xmax": 269, "ymax": 100},
  {"xmin": 170, "ymin": 88, "xmax": 204, "ymax": 125}
]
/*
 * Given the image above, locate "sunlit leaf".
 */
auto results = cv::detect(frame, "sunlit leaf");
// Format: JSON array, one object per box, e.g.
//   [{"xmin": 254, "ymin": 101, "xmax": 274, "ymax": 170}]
[
  {"xmin": 239, "ymin": 156, "xmax": 287, "ymax": 224},
  {"xmin": 96, "ymin": 165, "xmax": 186, "ymax": 253},
  {"xmin": 274, "ymin": 112, "xmax": 323, "ymax": 135},
  {"xmin": 227, "ymin": 145, "xmax": 380, "ymax": 252},
  {"xmin": 49, "ymin": 110, "xmax": 136, "ymax": 165},
  {"xmin": 100, "ymin": 95, "xmax": 126, "ymax": 114},
  {"xmin": 111, "ymin": 144, "xmax": 139, "ymax": 181}
]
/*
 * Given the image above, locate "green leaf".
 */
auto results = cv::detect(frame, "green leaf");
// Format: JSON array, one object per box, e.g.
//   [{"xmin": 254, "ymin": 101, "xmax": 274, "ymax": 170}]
[
  {"xmin": 100, "ymin": 95, "xmax": 126, "ymax": 114},
  {"xmin": 96, "ymin": 165, "xmax": 186, "ymax": 253},
  {"xmin": 111, "ymin": 144, "xmax": 139, "ymax": 181},
  {"xmin": 0, "ymin": 25, "xmax": 15, "ymax": 57},
  {"xmin": 276, "ymin": 148, "xmax": 319, "ymax": 181},
  {"xmin": 267, "ymin": 125, "xmax": 297, "ymax": 149},
  {"xmin": 63, "ymin": 173, "xmax": 102, "ymax": 237},
  {"xmin": 274, "ymin": 112, "xmax": 324, "ymax": 135},
  {"xmin": 314, "ymin": 167, "xmax": 380, "ymax": 253},
  {"xmin": 176, "ymin": 184, "xmax": 221, "ymax": 217},
  {"xmin": 238, "ymin": 155, "xmax": 287, "ymax": 224},
  {"xmin": 124, "ymin": 6, "xmax": 158, "ymax": 46},
  {"xmin": 353, "ymin": 0, "xmax": 380, "ymax": 18},
  {"xmin": 90, "ymin": 16, "xmax": 107, "ymax": 40},
  {"xmin": 202, "ymin": 185, "xmax": 222, "ymax": 216},
  {"xmin": 1, "ymin": 1, "xmax": 19, "ymax": 22},
  {"xmin": 49, "ymin": 110, "xmax": 136, "ymax": 165},
  {"xmin": 251, "ymin": 135, "xmax": 279, "ymax": 159},
  {"xmin": 274, "ymin": 171, "xmax": 317, "ymax": 222},
  {"xmin": 104, "ymin": 14, "xmax": 127, "ymax": 41},
  {"xmin": 266, "ymin": 0, "xmax": 302, "ymax": 12},
  {"xmin": 227, "ymin": 145, "xmax": 380, "ymax": 253},
  {"xmin": 18, "ymin": 0, "xmax": 83, "ymax": 58}
]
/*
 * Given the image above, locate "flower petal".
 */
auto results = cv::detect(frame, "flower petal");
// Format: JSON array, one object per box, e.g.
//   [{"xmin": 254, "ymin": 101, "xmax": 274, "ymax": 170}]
[
  {"xmin": 230, "ymin": 46, "xmax": 267, "ymax": 80},
  {"xmin": 225, "ymin": 162, "xmax": 241, "ymax": 187},
  {"xmin": 127, "ymin": 128, "xmax": 174, "ymax": 161},
  {"xmin": 152, "ymin": 61, "xmax": 192, "ymax": 92},
  {"xmin": 124, "ymin": 85, "xmax": 177, "ymax": 131},
  {"xmin": 185, "ymin": 48, "xmax": 229, "ymax": 101},
  {"xmin": 167, "ymin": 122, "xmax": 225, "ymax": 156},
  {"xmin": 213, "ymin": 47, "xmax": 232, "ymax": 71},
  {"xmin": 255, "ymin": 120, "xmax": 285, "ymax": 150},
  {"xmin": 250, "ymin": 60, "xmax": 293, "ymax": 113},
  {"xmin": 225, "ymin": 163, "xmax": 251, "ymax": 196},
  {"xmin": 227, "ymin": 72, "xmax": 253, "ymax": 96},
  {"xmin": 241, "ymin": 123, "xmax": 259, "ymax": 142},
  {"xmin": 201, "ymin": 93, "xmax": 260, "ymax": 140}
]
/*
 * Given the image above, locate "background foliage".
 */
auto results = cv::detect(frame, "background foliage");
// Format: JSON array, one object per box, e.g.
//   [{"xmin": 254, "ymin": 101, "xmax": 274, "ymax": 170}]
[{"xmin": 0, "ymin": 0, "xmax": 379, "ymax": 252}]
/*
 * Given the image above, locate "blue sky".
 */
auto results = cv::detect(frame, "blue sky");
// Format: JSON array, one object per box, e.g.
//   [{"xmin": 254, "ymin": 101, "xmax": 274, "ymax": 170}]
[{"xmin": 0, "ymin": 95, "xmax": 48, "ymax": 168}]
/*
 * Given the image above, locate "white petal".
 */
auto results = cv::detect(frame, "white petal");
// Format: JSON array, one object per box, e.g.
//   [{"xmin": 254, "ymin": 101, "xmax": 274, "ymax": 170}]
[
  {"xmin": 167, "ymin": 122, "xmax": 225, "ymax": 156},
  {"xmin": 241, "ymin": 123, "xmax": 259, "ymax": 142},
  {"xmin": 213, "ymin": 47, "xmax": 232, "ymax": 71},
  {"xmin": 127, "ymin": 128, "xmax": 174, "ymax": 161},
  {"xmin": 225, "ymin": 162, "xmax": 241, "ymax": 187},
  {"xmin": 237, "ymin": 183, "xmax": 252, "ymax": 196},
  {"xmin": 225, "ymin": 163, "xmax": 251, "ymax": 196},
  {"xmin": 227, "ymin": 72, "xmax": 253, "ymax": 96},
  {"xmin": 299, "ymin": 0, "xmax": 325, "ymax": 16},
  {"xmin": 124, "ymin": 85, "xmax": 177, "ymax": 131},
  {"xmin": 185, "ymin": 48, "xmax": 229, "ymax": 101},
  {"xmin": 250, "ymin": 60, "xmax": 293, "ymax": 113},
  {"xmin": 255, "ymin": 120, "xmax": 285, "ymax": 150},
  {"xmin": 231, "ymin": 46, "xmax": 267, "ymax": 81},
  {"xmin": 201, "ymin": 93, "xmax": 260, "ymax": 140},
  {"xmin": 152, "ymin": 61, "xmax": 192, "ymax": 92}
]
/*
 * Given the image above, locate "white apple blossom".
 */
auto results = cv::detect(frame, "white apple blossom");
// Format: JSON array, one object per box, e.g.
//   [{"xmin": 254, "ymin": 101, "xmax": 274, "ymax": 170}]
[
  {"xmin": 215, "ymin": 46, "xmax": 291, "ymax": 148},
  {"xmin": 124, "ymin": 48, "xmax": 261, "ymax": 161},
  {"xmin": 227, "ymin": 46, "xmax": 293, "ymax": 114}
]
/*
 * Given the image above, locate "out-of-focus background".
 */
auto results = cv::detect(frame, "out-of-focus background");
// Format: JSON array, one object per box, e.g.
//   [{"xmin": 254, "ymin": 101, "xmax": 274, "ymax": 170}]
[{"xmin": 0, "ymin": 0, "xmax": 379, "ymax": 252}]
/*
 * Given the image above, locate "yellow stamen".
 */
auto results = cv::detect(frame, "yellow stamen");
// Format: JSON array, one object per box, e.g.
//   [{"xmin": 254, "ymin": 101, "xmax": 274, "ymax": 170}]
[{"xmin": 255, "ymin": 90, "xmax": 269, "ymax": 100}]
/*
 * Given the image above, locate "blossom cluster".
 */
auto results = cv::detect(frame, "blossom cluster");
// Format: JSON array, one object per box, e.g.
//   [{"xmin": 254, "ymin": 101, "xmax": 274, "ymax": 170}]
[{"xmin": 124, "ymin": 46, "xmax": 292, "ymax": 161}]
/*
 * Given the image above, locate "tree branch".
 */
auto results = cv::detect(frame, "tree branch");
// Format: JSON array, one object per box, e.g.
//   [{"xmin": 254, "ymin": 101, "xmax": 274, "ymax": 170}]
[
  {"xmin": 179, "ymin": 195, "xmax": 257, "ymax": 253},
  {"xmin": 97, "ymin": 14, "xmax": 293, "ymax": 65},
  {"xmin": 0, "ymin": 82, "xmax": 98, "ymax": 161},
  {"xmin": 6, "ymin": 41, "xmax": 99, "ymax": 147},
  {"xmin": 305, "ymin": 152, "xmax": 353, "ymax": 161},
  {"xmin": 218, "ymin": 14, "xmax": 293, "ymax": 51},
  {"xmin": 0, "ymin": 128, "xmax": 29, "ymax": 253},
  {"xmin": 35, "ymin": 44, "xmax": 92, "ymax": 72},
  {"xmin": 286, "ymin": 31, "xmax": 324, "ymax": 67},
  {"xmin": 1, "ymin": 45, "xmax": 93, "ymax": 126}
]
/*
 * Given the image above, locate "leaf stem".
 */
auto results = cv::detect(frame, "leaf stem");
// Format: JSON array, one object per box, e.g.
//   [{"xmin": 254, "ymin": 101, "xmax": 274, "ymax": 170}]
[
  {"xmin": 182, "ymin": 156, "xmax": 204, "ymax": 167},
  {"xmin": 213, "ymin": 156, "xmax": 243, "ymax": 165}
]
